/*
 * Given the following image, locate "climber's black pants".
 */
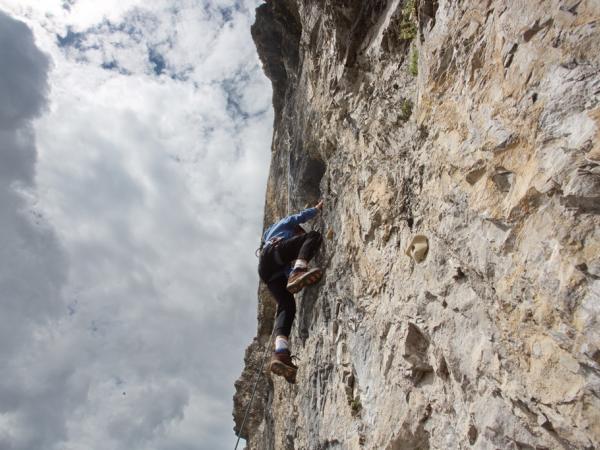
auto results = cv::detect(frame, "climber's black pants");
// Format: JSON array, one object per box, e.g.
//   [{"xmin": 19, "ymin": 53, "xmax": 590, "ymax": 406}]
[
  {"xmin": 258, "ymin": 231, "xmax": 322, "ymax": 337},
  {"xmin": 264, "ymin": 277, "xmax": 296, "ymax": 338}
]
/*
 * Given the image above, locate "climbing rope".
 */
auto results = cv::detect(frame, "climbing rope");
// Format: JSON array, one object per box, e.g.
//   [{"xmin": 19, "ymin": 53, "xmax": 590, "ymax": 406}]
[{"xmin": 234, "ymin": 328, "xmax": 275, "ymax": 450}]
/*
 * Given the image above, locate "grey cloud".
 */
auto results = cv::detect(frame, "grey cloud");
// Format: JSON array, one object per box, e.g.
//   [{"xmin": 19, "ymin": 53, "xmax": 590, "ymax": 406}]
[
  {"xmin": 0, "ymin": 127, "xmax": 36, "ymax": 186},
  {"xmin": 0, "ymin": 11, "xmax": 49, "ymax": 131},
  {"xmin": 0, "ymin": 10, "xmax": 49, "ymax": 185},
  {"xmin": 0, "ymin": 10, "xmax": 70, "ymax": 450},
  {"xmin": 0, "ymin": 11, "xmax": 64, "ymax": 341},
  {"xmin": 62, "ymin": 0, "xmax": 78, "ymax": 12}
]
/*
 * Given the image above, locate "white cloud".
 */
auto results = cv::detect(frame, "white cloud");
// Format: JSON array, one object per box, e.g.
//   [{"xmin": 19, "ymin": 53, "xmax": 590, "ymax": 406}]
[{"xmin": 0, "ymin": 1, "xmax": 272, "ymax": 449}]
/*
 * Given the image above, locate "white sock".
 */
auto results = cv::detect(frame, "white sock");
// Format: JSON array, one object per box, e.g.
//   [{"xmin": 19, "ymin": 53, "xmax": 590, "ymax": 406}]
[
  {"xmin": 292, "ymin": 259, "xmax": 307, "ymax": 271},
  {"xmin": 275, "ymin": 336, "xmax": 289, "ymax": 352}
]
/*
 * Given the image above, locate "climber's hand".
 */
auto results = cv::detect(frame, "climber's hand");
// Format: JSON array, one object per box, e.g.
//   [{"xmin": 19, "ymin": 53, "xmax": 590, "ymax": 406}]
[{"xmin": 315, "ymin": 199, "xmax": 324, "ymax": 210}]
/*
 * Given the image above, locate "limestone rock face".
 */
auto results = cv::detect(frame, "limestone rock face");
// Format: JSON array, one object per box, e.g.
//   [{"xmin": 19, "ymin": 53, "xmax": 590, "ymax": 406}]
[{"xmin": 233, "ymin": 1, "xmax": 600, "ymax": 449}]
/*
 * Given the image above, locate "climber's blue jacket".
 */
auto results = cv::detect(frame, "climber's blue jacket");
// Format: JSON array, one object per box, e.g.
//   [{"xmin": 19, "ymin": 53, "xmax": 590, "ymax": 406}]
[{"xmin": 263, "ymin": 207, "xmax": 318, "ymax": 244}]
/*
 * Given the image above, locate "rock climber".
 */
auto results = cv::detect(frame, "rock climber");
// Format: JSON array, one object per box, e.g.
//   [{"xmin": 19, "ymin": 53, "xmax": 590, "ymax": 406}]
[{"xmin": 258, "ymin": 200, "xmax": 324, "ymax": 383}]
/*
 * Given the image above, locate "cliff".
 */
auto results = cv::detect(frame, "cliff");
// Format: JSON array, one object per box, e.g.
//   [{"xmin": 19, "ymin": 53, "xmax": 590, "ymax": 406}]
[{"xmin": 234, "ymin": 1, "xmax": 600, "ymax": 449}]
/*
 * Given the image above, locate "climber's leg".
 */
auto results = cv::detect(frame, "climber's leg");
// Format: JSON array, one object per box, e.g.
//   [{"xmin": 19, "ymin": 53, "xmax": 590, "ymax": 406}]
[
  {"xmin": 269, "ymin": 347, "xmax": 297, "ymax": 383},
  {"xmin": 267, "ymin": 276, "xmax": 296, "ymax": 338},
  {"xmin": 266, "ymin": 276, "xmax": 297, "ymax": 383},
  {"xmin": 286, "ymin": 266, "xmax": 323, "ymax": 294},
  {"xmin": 275, "ymin": 335, "xmax": 289, "ymax": 352},
  {"xmin": 276, "ymin": 231, "xmax": 323, "ymax": 293},
  {"xmin": 276, "ymin": 230, "xmax": 322, "ymax": 265}
]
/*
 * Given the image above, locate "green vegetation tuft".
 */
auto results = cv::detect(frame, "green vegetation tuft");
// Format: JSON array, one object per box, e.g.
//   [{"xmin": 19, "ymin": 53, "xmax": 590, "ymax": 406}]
[
  {"xmin": 400, "ymin": 98, "xmax": 413, "ymax": 122},
  {"xmin": 409, "ymin": 46, "xmax": 418, "ymax": 76},
  {"xmin": 400, "ymin": 0, "xmax": 417, "ymax": 41},
  {"xmin": 350, "ymin": 397, "xmax": 362, "ymax": 415}
]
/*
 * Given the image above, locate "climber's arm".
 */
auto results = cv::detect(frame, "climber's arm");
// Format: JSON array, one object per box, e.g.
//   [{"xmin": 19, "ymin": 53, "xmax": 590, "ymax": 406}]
[{"xmin": 280, "ymin": 200, "xmax": 323, "ymax": 227}]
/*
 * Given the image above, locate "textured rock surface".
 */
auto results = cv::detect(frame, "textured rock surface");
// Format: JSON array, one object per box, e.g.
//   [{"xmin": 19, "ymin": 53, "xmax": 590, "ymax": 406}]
[{"xmin": 234, "ymin": 0, "xmax": 600, "ymax": 449}]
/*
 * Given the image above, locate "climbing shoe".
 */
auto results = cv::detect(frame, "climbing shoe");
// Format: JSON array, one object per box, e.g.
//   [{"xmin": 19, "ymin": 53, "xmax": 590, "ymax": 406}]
[
  {"xmin": 269, "ymin": 350, "xmax": 297, "ymax": 384},
  {"xmin": 286, "ymin": 267, "xmax": 322, "ymax": 294}
]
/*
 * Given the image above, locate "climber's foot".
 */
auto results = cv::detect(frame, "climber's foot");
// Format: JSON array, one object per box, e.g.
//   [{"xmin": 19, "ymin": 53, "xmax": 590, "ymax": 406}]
[
  {"xmin": 269, "ymin": 350, "xmax": 297, "ymax": 384},
  {"xmin": 286, "ymin": 267, "xmax": 322, "ymax": 294}
]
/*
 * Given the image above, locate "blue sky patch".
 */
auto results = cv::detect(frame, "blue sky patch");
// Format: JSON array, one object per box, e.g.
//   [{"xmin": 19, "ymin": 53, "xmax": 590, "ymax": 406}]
[
  {"xmin": 57, "ymin": 27, "xmax": 85, "ymax": 48},
  {"xmin": 148, "ymin": 47, "xmax": 166, "ymax": 75}
]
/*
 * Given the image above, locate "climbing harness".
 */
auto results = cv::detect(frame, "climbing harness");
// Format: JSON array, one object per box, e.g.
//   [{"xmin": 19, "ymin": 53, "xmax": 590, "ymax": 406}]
[
  {"xmin": 258, "ymin": 237, "xmax": 285, "ymax": 265},
  {"xmin": 234, "ymin": 328, "xmax": 275, "ymax": 450}
]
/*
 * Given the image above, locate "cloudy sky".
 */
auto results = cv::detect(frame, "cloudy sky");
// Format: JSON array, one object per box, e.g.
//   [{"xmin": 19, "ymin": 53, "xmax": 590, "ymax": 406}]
[{"xmin": 0, "ymin": 1, "xmax": 272, "ymax": 449}]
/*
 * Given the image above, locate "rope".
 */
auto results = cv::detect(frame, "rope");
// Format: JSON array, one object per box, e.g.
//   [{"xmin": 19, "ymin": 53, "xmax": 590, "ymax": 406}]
[{"xmin": 234, "ymin": 328, "xmax": 275, "ymax": 450}]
